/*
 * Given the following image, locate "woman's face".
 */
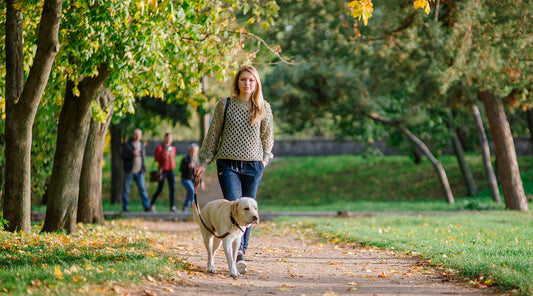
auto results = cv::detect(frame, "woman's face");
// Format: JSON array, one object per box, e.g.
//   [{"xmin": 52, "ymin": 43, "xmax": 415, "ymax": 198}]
[
  {"xmin": 238, "ymin": 71, "xmax": 256, "ymax": 96},
  {"xmin": 164, "ymin": 134, "xmax": 173, "ymax": 146}
]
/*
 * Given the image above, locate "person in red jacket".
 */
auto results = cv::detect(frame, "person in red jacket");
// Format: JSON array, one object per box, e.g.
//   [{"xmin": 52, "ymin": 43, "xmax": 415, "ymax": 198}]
[{"xmin": 149, "ymin": 132, "xmax": 177, "ymax": 212}]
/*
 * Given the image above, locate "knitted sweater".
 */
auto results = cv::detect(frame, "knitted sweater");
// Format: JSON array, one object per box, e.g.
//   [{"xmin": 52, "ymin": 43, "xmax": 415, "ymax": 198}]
[{"xmin": 199, "ymin": 97, "xmax": 274, "ymax": 167}]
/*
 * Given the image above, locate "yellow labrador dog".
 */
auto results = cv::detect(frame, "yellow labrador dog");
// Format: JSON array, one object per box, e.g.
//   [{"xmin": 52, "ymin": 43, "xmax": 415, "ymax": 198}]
[{"xmin": 193, "ymin": 197, "xmax": 259, "ymax": 277}]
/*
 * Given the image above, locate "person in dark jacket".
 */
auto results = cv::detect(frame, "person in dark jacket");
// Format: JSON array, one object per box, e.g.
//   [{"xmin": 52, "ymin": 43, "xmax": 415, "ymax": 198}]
[
  {"xmin": 121, "ymin": 128, "xmax": 151, "ymax": 212},
  {"xmin": 148, "ymin": 132, "xmax": 177, "ymax": 212},
  {"xmin": 180, "ymin": 143, "xmax": 200, "ymax": 212}
]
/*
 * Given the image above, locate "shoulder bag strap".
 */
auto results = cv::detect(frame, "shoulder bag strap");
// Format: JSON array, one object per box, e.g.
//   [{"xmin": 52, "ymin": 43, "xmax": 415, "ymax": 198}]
[{"xmin": 213, "ymin": 97, "xmax": 230, "ymax": 157}]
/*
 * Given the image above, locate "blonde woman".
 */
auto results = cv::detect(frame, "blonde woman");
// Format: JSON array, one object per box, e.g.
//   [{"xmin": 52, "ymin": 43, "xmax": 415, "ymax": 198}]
[{"xmin": 196, "ymin": 65, "xmax": 274, "ymax": 274}]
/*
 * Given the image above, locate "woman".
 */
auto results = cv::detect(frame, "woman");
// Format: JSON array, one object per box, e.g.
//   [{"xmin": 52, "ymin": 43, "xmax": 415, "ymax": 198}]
[
  {"xmin": 149, "ymin": 132, "xmax": 177, "ymax": 212},
  {"xmin": 196, "ymin": 65, "xmax": 274, "ymax": 274}
]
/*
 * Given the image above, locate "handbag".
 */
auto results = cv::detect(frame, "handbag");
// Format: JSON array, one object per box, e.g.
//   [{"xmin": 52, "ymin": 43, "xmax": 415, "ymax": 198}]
[
  {"xmin": 149, "ymin": 153, "xmax": 162, "ymax": 182},
  {"xmin": 149, "ymin": 170, "xmax": 161, "ymax": 182}
]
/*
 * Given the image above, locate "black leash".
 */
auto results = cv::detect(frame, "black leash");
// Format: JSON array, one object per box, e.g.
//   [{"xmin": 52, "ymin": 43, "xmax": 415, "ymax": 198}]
[{"xmin": 193, "ymin": 173, "xmax": 244, "ymax": 239}]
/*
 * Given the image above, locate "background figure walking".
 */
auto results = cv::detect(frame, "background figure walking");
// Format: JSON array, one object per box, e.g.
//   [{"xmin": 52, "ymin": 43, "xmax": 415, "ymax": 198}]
[
  {"xmin": 149, "ymin": 133, "xmax": 177, "ymax": 212},
  {"xmin": 180, "ymin": 143, "xmax": 201, "ymax": 212},
  {"xmin": 121, "ymin": 128, "xmax": 151, "ymax": 212},
  {"xmin": 196, "ymin": 65, "xmax": 274, "ymax": 274}
]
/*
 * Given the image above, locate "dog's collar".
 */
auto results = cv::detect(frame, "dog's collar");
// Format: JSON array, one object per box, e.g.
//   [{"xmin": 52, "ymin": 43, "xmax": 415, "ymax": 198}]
[{"xmin": 231, "ymin": 215, "xmax": 245, "ymax": 234}]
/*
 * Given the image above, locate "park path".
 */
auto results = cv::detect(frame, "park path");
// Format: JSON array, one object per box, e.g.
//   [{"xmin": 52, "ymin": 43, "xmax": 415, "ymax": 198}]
[{"xmin": 119, "ymin": 220, "xmax": 502, "ymax": 296}]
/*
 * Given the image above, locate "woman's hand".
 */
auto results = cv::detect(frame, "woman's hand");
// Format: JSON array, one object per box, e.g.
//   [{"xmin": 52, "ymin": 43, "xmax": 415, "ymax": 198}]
[{"xmin": 195, "ymin": 165, "xmax": 206, "ymax": 179}]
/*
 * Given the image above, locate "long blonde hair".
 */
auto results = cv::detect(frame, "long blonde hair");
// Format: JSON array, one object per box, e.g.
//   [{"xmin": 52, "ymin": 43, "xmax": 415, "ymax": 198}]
[{"xmin": 231, "ymin": 65, "xmax": 265, "ymax": 125}]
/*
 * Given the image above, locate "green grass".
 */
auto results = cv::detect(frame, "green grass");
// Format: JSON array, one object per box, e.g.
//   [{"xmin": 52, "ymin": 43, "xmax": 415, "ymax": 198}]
[
  {"xmin": 273, "ymin": 212, "xmax": 532, "ymax": 295},
  {"xmin": 256, "ymin": 155, "xmax": 533, "ymax": 212},
  {"xmin": 30, "ymin": 154, "xmax": 533, "ymax": 213},
  {"xmin": 0, "ymin": 220, "xmax": 185, "ymax": 296}
]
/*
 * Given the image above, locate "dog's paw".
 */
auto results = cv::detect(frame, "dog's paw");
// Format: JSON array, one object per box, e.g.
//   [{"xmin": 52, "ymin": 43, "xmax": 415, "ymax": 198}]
[
  {"xmin": 207, "ymin": 265, "xmax": 216, "ymax": 274},
  {"xmin": 230, "ymin": 271, "xmax": 240, "ymax": 278}
]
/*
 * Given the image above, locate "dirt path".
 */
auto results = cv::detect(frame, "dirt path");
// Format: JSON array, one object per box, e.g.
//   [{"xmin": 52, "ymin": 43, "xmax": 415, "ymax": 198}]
[{"xmin": 121, "ymin": 220, "xmax": 501, "ymax": 296}]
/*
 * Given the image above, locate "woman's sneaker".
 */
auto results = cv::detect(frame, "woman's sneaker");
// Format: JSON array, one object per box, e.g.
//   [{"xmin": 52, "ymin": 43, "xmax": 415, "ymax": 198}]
[{"xmin": 236, "ymin": 254, "xmax": 247, "ymax": 274}]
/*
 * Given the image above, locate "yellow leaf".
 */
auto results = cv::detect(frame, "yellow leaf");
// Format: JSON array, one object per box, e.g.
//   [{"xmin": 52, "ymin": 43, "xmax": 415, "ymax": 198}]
[
  {"xmin": 414, "ymin": 0, "xmax": 432, "ymax": 14},
  {"xmin": 347, "ymin": 0, "xmax": 374, "ymax": 26},
  {"xmin": 53, "ymin": 265, "xmax": 63, "ymax": 279}
]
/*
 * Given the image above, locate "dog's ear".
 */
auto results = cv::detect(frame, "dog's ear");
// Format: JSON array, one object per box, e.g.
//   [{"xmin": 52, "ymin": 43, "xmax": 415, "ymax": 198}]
[{"xmin": 231, "ymin": 200, "xmax": 238, "ymax": 217}]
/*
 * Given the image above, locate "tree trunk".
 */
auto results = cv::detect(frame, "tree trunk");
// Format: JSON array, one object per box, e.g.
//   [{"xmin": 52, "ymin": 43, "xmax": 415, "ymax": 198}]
[
  {"xmin": 42, "ymin": 64, "xmax": 110, "ymax": 233},
  {"xmin": 110, "ymin": 122, "xmax": 124, "ymax": 204},
  {"xmin": 199, "ymin": 75, "xmax": 209, "ymax": 146},
  {"xmin": 411, "ymin": 145, "xmax": 423, "ymax": 164},
  {"xmin": 3, "ymin": 0, "xmax": 63, "ymax": 232},
  {"xmin": 472, "ymin": 104, "xmax": 501, "ymax": 203},
  {"xmin": 368, "ymin": 114, "xmax": 455, "ymax": 203},
  {"xmin": 77, "ymin": 87, "xmax": 115, "ymax": 224},
  {"xmin": 446, "ymin": 112, "xmax": 477, "ymax": 196},
  {"xmin": 451, "ymin": 132, "xmax": 477, "ymax": 196},
  {"xmin": 479, "ymin": 91, "xmax": 527, "ymax": 210}
]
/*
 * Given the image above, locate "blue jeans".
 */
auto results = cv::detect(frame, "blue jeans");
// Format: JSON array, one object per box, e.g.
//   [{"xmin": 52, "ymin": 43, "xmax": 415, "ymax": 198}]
[
  {"xmin": 122, "ymin": 171, "xmax": 150, "ymax": 211},
  {"xmin": 181, "ymin": 179, "xmax": 195, "ymax": 211},
  {"xmin": 216, "ymin": 159, "xmax": 264, "ymax": 254},
  {"xmin": 150, "ymin": 170, "xmax": 176, "ymax": 208}
]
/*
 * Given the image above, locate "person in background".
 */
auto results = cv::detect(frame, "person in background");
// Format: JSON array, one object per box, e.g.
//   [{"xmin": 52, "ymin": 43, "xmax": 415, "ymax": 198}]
[
  {"xmin": 195, "ymin": 65, "xmax": 274, "ymax": 274},
  {"xmin": 121, "ymin": 128, "xmax": 151, "ymax": 212},
  {"xmin": 149, "ymin": 132, "xmax": 177, "ymax": 212},
  {"xmin": 180, "ymin": 143, "xmax": 202, "ymax": 212}
]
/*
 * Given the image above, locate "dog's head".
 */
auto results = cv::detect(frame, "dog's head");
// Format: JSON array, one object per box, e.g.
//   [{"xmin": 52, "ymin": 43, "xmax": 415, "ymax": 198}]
[{"xmin": 232, "ymin": 197, "xmax": 259, "ymax": 227}]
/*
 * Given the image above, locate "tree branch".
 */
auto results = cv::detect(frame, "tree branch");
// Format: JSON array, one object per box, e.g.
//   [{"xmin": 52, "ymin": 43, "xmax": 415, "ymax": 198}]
[
  {"xmin": 360, "ymin": 13, "xmax": 416, "ymax": 41},
  {"xmin": 245, "ymin": 31, "xmax": 300, "ymax": 65}
]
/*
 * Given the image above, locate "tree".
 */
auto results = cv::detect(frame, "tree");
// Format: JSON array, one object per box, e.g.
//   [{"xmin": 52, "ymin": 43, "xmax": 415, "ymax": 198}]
[
  {"xmin": 472, "ymin": 104, "xmax": 500, "ymax": 203},
  {"xmin": 441, "ymin": 0, "xmax": 531, "ymax": 211},
  {"xmin": 480, "ymin": 91, "xmax": 526, "ymax": 209},
  {"xmin": 41, "ymin": 0, "xmax": 279, "ymax": 233},
  {"xmin": 261, "ymin": 0, "xmax": 460, "ymax": 202},
  {"xmin": 2, "ymin": 0, "xmax": 63, "ymax": 232},
  {"xmin": 77, "ymin": 87, "xmax": 115, "ymax": 224}
]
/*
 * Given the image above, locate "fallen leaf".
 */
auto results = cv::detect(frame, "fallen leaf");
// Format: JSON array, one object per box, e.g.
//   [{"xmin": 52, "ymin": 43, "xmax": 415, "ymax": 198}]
[
  {"xmin": 53, "ymin": 265, "xmax": 63, "ymax": 279},
  {"xmin": 378, "ymin": 272, "xmax": 389, "ymax": 278}
]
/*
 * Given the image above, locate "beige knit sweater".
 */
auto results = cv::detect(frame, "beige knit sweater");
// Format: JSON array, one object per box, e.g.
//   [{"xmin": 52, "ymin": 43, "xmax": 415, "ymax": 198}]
[{"xmin": 199, "ymin": 97, "xmax": 274, "ymax": 167}]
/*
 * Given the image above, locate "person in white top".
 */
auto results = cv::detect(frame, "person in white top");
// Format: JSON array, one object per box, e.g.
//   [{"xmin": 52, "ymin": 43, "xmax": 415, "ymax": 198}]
[{"xmin": 196, "ymin": 65, "xmax": 274, "ymax": 274}]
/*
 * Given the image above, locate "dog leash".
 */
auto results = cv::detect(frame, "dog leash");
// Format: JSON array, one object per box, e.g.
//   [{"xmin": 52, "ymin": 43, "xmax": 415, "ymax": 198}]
[{"xmin": 193, "ymin": 173, "xmax": 244, "ymax": 239}]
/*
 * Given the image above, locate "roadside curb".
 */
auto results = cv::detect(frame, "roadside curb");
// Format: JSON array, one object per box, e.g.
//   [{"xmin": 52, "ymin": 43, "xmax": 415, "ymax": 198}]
[
  {"xmin": 30, "ymin": 210, "xmax": 465, "ymax": 222},
  {"xmin": 105, "ymin": 210, "xmax": 459, "ymax": 221}
]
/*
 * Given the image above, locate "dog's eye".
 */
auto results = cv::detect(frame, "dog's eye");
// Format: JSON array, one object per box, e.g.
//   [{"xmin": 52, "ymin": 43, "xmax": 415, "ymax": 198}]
[{"xmin": 244, "ymin": 207, "xmax": 250, "ymax": 211}]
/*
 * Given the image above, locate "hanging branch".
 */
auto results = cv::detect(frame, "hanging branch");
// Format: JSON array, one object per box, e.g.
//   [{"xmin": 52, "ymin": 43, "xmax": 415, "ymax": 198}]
[{"xmin": 245, "ymin": 31, "xmax": 300, "ymax": 65}]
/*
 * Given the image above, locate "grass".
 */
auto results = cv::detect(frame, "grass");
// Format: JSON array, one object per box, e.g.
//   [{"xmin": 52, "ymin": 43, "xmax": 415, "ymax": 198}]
[
  {"xmin": 20, "ymin": 154, "xmax": 533, "ymax": 295},
  {"xmin": 0, "ymin": 220, "xmax": 185, "ymax": 296},
  {"xmin": 271, "ymin": 212, "xmax": 532, "ymax": 295},
  {"xmin": 256, "ymin": 155, "xmax": 533, "ymax": 212},
  {"xmin": 31, "ymin": 154, "xmax": 533, "ymax": 213}
]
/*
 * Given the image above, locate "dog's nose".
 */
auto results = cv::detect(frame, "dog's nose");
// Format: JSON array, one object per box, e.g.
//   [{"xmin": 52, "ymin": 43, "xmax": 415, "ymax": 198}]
[{"xmin": 253, "ymin": 215, "xmax": 259, "ymax": 221}]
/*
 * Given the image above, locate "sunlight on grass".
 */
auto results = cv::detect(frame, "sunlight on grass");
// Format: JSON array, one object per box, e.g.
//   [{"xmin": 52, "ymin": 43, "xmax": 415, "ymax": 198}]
[
  {"xmin": 274, "ymin": 212, "xmax": 532, "ymax": 295},
  {"xmin": 257, "ymin": 155, "xmax": 533, "ymax": 212},
  {"xmin": 0, "ymin": 220, "xmax": 186, "ymax": 296}
]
